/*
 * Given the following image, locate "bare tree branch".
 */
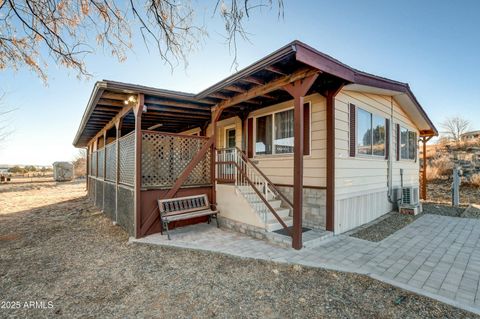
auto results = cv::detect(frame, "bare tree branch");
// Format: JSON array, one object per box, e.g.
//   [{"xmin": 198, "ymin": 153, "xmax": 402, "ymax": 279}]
[
  {"xmin": 440, "ymin": 116, "xmax": 470, "ymax": 142},
  {"xmin": 0, "ymin": 0, "xmax": 283, "ymax": 82}
]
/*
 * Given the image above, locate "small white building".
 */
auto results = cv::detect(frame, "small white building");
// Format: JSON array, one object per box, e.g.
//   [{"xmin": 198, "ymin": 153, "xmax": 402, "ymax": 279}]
[{"xmin": 52, "ymin": 162, "xmax": 74, "ymax": 182}]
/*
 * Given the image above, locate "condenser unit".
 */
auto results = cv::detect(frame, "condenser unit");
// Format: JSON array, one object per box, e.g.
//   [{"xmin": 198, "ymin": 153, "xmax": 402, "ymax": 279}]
[
  {"xmin": 399, "ymin": 187, "xmax": 421, "ymax": 215},
  {"xmin": 401, "ymin": 187, "xmax": 419, "ymax": 205}
]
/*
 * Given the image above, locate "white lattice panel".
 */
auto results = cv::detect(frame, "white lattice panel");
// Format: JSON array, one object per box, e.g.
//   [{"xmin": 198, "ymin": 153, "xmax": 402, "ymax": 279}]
[
  {"xmin": 142, "ymin": 132, "xmax": 211, "ymax": 188},
  {"xmin": 119, "ymin": 132, "xmax": 135, "ymax": 186},
  {"xmin": 105, "ymin": 143, "xmax": 117, "ymax": 182}
]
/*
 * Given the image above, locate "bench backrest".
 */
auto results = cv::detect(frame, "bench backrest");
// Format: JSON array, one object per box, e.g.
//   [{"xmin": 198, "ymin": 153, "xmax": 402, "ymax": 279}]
[{"xmin": 158, "ymin": 194, "xmax": 210, "ymax": 216}]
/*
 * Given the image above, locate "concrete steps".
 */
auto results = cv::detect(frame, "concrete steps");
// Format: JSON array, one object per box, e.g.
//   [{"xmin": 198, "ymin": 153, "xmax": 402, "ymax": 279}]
[{"xmin": 236, "ymin": 185, "xmax": 292, "ymax": 233}]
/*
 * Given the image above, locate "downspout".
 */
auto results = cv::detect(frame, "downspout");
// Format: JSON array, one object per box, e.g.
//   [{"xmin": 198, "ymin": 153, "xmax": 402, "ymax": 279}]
[{"xmin": 387, "ymin": 97, "xmax": 395, "ymax": 204}]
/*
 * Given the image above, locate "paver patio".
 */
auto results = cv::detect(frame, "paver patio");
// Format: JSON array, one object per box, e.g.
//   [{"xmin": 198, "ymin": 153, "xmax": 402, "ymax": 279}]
[{"xmin": 132, "ymin": 214, "xmax": 480, "ymax": 315}]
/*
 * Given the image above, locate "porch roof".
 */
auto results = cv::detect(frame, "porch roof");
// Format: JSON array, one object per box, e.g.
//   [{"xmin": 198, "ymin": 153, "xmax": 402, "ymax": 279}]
[{"xmin": 73, "ymin": 40, "xmax": 437, "ymax": 147}]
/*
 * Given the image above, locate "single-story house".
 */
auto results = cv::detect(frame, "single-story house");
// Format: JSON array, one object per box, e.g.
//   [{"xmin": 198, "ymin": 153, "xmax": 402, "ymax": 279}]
[{"xmin": 73, "ymin": 40, "xmax": 438, "ymax": 249}]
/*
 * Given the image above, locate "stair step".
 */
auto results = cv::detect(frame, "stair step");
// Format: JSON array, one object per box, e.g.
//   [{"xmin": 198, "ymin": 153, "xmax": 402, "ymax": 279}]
[
  {"xmin": 247, "ymin": 199, "xmax": 282, "ymax": 209},
  {"xmin": 262, "ymin": 208, "xmax": 290, "ymax": 221},
  {"xmin": 266, "ymin": 217, "xmax": 293, "ymax": 232}
]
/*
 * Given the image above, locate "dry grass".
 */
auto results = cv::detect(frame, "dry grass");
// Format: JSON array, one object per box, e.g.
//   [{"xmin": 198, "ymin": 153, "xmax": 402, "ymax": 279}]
[
  {"xmin": 469, "ymin": 173, "xmax": 480, "ymax": 188},
  {"xmin": 426, "ymin": 155, "xmax": 453, "ymax": 181},
  {"xmin": 1, "ymin": 182, "xmax": 476, "ymax": 318}
]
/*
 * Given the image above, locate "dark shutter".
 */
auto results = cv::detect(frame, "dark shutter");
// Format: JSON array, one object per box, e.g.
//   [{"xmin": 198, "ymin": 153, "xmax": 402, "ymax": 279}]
[
  {"xmin": 385, "ymin": 118, "xmax": 390, "ymax": 160},
  {"xmin": 396, "ymin": 123, "xmax": 400, "ymax": 161},
  {"xmin": 303, "ymin": 102, "xmax": 310, "ymax": 156},
  {"xmin": 349, "ymin": 104, "xmax": 356, "ymax": 157},
  {"xmin": 247, "ymin": 117, "xmax": 254, "ymax": 158}
]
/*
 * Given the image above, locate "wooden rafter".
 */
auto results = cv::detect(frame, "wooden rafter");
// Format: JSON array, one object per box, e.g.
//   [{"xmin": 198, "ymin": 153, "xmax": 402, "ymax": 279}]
[
  {"xmin": 241, "ymin": 76, "xmax": 264, "ymax": 85},
  {"xmin": 213, "ymin": 68, "xmax": 321, "ymax": 117},
  {"xmin": 265, "ymin": 65, "xmax": 286, "ymax": 75}
]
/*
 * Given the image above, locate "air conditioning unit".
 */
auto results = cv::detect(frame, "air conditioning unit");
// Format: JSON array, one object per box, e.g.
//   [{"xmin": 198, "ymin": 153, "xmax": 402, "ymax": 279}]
[
  {"xmin": 399, "ymin": 186, "xmax": 421, "ymax": 215},
  {"xmin": 401, "ymin": 187, "xmax": 419, "ymax": 205}
]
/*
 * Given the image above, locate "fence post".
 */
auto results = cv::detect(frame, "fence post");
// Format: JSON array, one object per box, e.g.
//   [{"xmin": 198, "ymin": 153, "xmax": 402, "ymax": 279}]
[{"xmin": 452, "ymin": 167, "xmax": 460, "ymax": 207}]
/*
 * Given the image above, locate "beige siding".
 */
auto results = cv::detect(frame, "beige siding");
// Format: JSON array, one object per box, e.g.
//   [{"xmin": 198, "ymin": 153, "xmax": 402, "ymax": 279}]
[
  {"xmin": 248, "ymin": 93, "xmax": 327, "ymax": 187},
  {"xmin": 334, "ymin": 90, "xmax": 420, "ymax": 233}
]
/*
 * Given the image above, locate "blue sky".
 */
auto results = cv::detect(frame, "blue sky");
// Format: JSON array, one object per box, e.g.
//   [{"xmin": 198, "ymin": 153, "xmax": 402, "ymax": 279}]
[{"xmin": 1, "ymin": 0, "xmax": 479, "ymax": 165}]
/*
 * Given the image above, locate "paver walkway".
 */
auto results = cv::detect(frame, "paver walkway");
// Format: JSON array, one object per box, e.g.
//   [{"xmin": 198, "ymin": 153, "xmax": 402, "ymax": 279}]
[{"xmin": 131, "ymin": 214, "xmax": 480, "ymax": 315}]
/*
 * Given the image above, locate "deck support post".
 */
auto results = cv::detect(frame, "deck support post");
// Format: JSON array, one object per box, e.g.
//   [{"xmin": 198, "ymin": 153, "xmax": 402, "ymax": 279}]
[
  {"xmin": 210, "ymin": 108, "xmax": 223, "ymax": 208},
  {"xmin": 86, "ymin": 145, "xmax": 89, "ymax": 192},
  {"xmin": 133, "ymin": 94, "xmax": 145, "ymax": 238},
  {"xmin": 102, "ymin": 131, "xmax": 107, "ymax": 211},
  {"xmin": 283, "ymin": 73, "xmax": 318, "ymax": 250},
  {"xmin": 114, "ymin": 119, "xmax": 122, "ymax": 223}
]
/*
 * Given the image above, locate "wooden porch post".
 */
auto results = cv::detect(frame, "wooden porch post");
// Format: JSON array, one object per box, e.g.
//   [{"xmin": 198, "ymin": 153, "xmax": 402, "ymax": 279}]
[
  {"xmin": 283, "ymin": 74, "xmax": 318, "ymax": 250},
  {"xmin": 421, "ymin": 136, "xmax": 432, "ymax": 200},
  {"xmin": 86, "ymin": 145, "xmax": 89, "ymax": 192},
  {"xmin": 114, "ymin": 119, "xmax": 122, "ymax": 223},
  {"xmin": 325, "ymin": 91, "xmax": 335, "ymax": 232},
  {"xmin": 133, "ymin": 94, "xmax": 145, "ymax": 238},
  {"xmin": 102, "ymin": 131, "xmax": 107, "ymax": 211}
]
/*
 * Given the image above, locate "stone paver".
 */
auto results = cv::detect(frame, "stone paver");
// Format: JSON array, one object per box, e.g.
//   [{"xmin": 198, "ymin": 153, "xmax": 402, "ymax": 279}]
[{"xmin": 131, "ymin": 214, "xmax": 480, "ymax": 315}]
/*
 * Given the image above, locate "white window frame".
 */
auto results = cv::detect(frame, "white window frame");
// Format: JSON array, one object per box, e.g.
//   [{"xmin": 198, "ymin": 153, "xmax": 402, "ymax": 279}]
[
  {"xmin": 355, "ymin": 107, "xmax": 386, "ymax": 158},
  {"xmin": 252, "ymin": 102, "xmax": 311, "ymax": 157},
  {"xmin": 399, "ymin": 126, "xmax": 417, "ymax": 161}
]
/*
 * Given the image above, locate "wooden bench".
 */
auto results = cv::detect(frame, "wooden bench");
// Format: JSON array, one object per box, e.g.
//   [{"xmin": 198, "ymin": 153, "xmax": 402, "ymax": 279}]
[{"xmin": 158, "ymin": 194, "xmax": 219, "ymax": 240}]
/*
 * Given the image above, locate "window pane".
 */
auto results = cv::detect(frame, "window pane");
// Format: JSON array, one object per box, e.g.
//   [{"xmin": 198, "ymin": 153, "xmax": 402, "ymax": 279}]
[
  {"xmin": 255, "ymin": 115, "xmax": 272, "ymax": 155},
  {"xmin": 408, "ymin": 131, "xmax": 417, "ymax": 160},
  {"xmin": 400, "ymin": 127, "xmax": 408, "ymax": 159},
  {"xmin": 226, "ymin": 129, "xmax": 236, "ymax": 148},
  {"xmin": 357, "ymin": 108, "xmax": 372, "ymax": 155},
  {"xmin": 372, "ymin": 115, "xmax": 385, "ymax": 156},
  {"xmin": 274, "ymin": 109, "xmax": 294, "ymax": 154}
]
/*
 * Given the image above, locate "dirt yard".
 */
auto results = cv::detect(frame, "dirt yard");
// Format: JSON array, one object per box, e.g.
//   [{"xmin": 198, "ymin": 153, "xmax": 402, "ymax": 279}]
[{"xmin": 0, "ymin": 182, "xmax": 476, "ymax": 318}]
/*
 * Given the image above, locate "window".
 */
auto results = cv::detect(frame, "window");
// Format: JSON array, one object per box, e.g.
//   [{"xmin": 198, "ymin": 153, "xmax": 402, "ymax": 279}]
[
  {"xmin": 356, "ymin": 108, "xmax": 386, "ymax": 157},
  {"xmin": 400, "ymin": 126, "xmax": 417, "ymax": 160},
  {"xmin": 255, "ymin": 108, "xmax": 296, "ymax": 155},
  {"xmin": 274, "ymin": 109, "xmax": 294, "ymax": 154},
  {"xmin": 255, "ymin": 115, "xmax": 273, "ymax": 155}
]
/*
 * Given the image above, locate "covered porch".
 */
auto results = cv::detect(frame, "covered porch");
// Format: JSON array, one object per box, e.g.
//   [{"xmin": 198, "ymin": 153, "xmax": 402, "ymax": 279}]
[{"xmin": 74, "ymin": 42, "xmax": 353, "ymax": 249}]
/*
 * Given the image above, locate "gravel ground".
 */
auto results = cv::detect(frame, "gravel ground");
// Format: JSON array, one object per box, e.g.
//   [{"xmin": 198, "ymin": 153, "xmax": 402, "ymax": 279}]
[
  {"xmin": 0, "ymin": 182, "xmax": 477, "ymax": 318},
  {"xmin": 351, "ymin": 203, "xmax": 467, "ymax": 242}
]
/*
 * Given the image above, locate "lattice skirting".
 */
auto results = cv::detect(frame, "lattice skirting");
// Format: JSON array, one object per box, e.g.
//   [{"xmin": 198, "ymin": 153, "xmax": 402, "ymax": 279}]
[
  {"xmin": 103, "ymin": 182, "xmax": 116, "ymax": 221},
  {"xmin": 117, "ymin": 186, "xmax": 135, "ymax": 236},
  {"xmin": 95, "ymin": 180, "xmax": 103, "ymax": 209}
]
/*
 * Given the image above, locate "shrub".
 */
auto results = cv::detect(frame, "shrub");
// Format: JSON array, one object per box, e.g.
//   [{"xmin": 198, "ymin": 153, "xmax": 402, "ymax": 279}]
[
  {"xmin": 428, "ymin": 155, "xmax": 453, "ymax": 180},
  {"xmin": 426, "ymin": 166, "xmax": 440, "ymax": 181},
  {"xmin": 470, "ymin": 174, "xmax": 480, "ymax": 188}
]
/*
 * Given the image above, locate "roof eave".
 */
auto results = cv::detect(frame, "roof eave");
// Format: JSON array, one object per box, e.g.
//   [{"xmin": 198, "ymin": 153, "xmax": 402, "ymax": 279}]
[{"xmin": 72, "ymin": 81, "xmax": 107, "ymax": 147}]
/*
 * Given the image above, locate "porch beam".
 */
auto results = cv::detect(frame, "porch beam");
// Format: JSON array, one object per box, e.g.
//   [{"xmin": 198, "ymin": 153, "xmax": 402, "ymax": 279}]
[
  {"xmin": 282, "ymin": 73, "xmax": 319, "ymax": 250},
  {"xmin": 133, "ymin": 94, "xmax": 144, "ymax": 239},
  {"xmin": 144, "ymin": 97, "xmax": 211, "ymax": 110},
  {"xmin": 214, "ymin": 68, "xmax": 321, "ymax": 115},
  {"xmin": 87, "ymin": 105, "xmax": 133, "ymax": 147}
]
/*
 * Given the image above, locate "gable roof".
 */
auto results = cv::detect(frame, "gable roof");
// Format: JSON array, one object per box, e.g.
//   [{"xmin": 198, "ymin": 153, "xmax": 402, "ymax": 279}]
[{"xmin": 73, "ymin": 40, "xmax": 437, "ymax": 147}]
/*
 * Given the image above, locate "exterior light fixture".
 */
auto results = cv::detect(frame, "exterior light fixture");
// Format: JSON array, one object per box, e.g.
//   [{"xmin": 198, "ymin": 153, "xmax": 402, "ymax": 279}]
[{"xmin": 124, "ymin": 95, "xmax": 137, "ymax": 105}]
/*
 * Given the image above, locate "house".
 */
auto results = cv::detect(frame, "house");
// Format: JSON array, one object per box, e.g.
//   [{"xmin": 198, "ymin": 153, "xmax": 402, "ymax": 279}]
[
  {"xmin": 73, "ymin": 41, "xmax": 438, "ymax": 249},
  {"xmin": 461, "ymin": 130, "xmax": 480, "ymax": 141}
]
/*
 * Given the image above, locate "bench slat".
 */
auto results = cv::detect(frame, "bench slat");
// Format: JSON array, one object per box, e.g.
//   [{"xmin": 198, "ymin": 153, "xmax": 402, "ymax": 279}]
[{"xmin": 163, "ymin": 209, "xmax": 219, "ymax": 222}]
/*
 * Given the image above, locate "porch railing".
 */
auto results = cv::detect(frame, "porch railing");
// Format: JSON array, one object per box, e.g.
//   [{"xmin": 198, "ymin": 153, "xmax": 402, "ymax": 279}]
[{"xmin": 216, "ymin": 147, "xmax": 293, "ymax": 236}]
